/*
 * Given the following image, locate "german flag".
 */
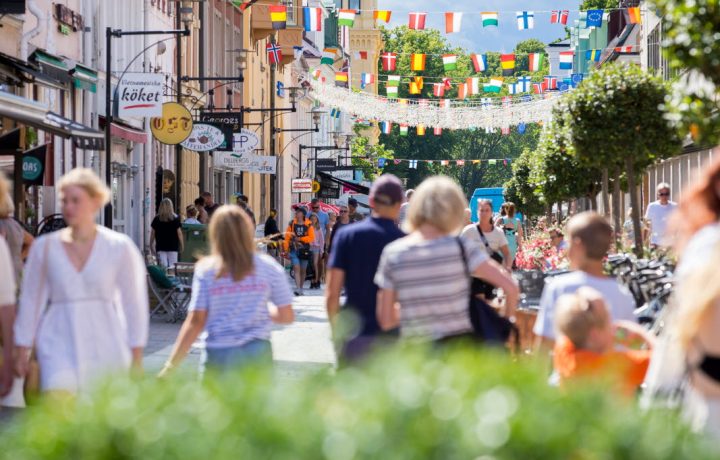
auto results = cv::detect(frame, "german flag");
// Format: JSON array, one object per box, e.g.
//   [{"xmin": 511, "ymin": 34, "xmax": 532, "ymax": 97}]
[
  {"xmin": 500, "ymin": 54, "xmax": 516, "ymax": 76},
  {"xmin": 335, "ymin": 72, "xmax": 349, "ymax": 87},
  {"xmin": 269, "ymin": 5, "xmax": 287, "ymax": 30}
]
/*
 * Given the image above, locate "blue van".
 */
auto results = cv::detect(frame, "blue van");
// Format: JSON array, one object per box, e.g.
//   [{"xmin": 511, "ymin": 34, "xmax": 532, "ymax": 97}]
[{"xmin": 469, "ymin": 187, "xmax": 506, "ymax": 223}]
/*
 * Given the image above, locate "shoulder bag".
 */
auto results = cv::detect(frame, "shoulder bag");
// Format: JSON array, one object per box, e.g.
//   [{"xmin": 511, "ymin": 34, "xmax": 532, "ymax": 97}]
[
  {"xmin": 472, "ymin": 226, "xmax": 503, "ymax": 300},
  {"xmin": 23, "ymin": 237, "xmax": 50, "ymax": 404},
  {"xmin": 291, "ymin": 222, "xmax": 312, "ymax": 261},
  {"xmin": 457, "ymin": 238, "xmax": 518, "ymax": 347}
]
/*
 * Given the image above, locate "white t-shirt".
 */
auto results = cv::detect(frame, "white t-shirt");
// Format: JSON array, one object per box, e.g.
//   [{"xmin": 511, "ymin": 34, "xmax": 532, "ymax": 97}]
[
  {"xmin": 0, "ymin": 238, "xmax": 16, "ymax": 305},
  {"xmin": 461, "ymin": 224, "xmax": 509, "ymax": 254},
  {"xmin": 533, "ymin": 271, "xmax": 636, "ymax": 340},
  {"xmin": 677, "ymin": 223, "xmax": 720, "ymax": 280},
  {"xmin": 644, "ymin": 200, "xmax": 677, "ymax": 246}
]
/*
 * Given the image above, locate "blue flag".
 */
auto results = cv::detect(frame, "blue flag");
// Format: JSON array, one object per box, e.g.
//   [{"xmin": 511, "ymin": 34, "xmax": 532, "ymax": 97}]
[
  {"xmin": 586, "ymin": 9, "xmax": 604, "ymax": 28},
  {"xmin": 571, "ymin": 73, "xmax": 585, "ymax": 87},
  {"xmin": 517, "ymin": 123, "xmax": 526, "ymax": 134},
  {"xmin": 378, "ymin": 158, "xmax": 386, "ymax": 168}
]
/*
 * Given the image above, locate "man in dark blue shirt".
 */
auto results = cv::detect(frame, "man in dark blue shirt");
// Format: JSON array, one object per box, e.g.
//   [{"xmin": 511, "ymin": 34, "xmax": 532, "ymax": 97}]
[{"xmin": 326, "ymin": 174, "xmax": 405, "ymax": 362}]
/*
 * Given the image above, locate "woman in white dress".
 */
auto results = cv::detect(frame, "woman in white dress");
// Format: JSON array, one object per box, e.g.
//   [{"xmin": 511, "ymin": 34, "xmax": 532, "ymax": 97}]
[{"xmin": 14, "ymin": 168, "xmax": 149, "ymax": 395}]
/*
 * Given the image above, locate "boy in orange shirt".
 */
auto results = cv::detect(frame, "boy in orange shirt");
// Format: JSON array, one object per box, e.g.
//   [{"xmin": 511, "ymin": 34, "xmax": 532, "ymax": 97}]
[{"xmin": 553, "ymin": 287, "xmax": 655, "ymax": 396}]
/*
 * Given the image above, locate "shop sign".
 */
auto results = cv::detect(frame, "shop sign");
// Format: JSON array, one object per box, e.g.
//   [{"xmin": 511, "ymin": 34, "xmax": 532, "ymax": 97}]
[
  {"xmin": 150, "ymin": 102, "xmax": 193, "ymax": 145},
  {"xmin": 54, "ymin": 4, "xmax": 84, "ymax": 34},
  {"xmin": 328, "ymin": 168, "xmax": 355, "ymax": 181},
  {"xmin": 232, "ymin": 129, "xmax": 260, "ymax": 156},
  {"xmin": 249, "ymin": 155, "xmax": 276, "ymax": 175},
  {"xmin": 118, "ymin": 73, "xmax": 165, "ymax": 118},
  {"xmin": 292, "ymin": 178, "xmax": 313, "ymax": 193},
  {"xmin": 180, "ymin": 123, "xmax": 226, "ymax": 151},
  {"xmin": 22, "ymin": 145, "xmax": 47, "ymax": 186},
  {"xmin": 199, "ymin": 111, "xmax": 243, "ymax": 133},
  {"xmin": 218, "ymin": 152, "xmax": 253, "ymax": 170}
]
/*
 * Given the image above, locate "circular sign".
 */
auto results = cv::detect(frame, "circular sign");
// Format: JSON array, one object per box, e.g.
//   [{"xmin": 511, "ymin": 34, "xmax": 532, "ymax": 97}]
[
  {"xmin": 22, "ymin": 156, "xmax": 43, "ymax": 181},
  {"xmin": 232, "ymin": 128, "xmax": 260, "ymax": 155},
  {"xmin": 180, "ymin": 123, "xmax": 226, "ymax": 151},
  {"xmin": 312, "ymin": 181, "xmax": 321, "ymax": 193},
  {"xmin": 150, "ymin": 102, "xmax": 193, "ymax": 145}
]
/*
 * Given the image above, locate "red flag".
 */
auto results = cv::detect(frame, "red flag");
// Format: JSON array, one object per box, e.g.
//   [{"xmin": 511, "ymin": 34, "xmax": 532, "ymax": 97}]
[
  {"xmin": 614, "ymin": 46, "xmax": 634, "ymax": 53},
  {"xmin": 266, "ymin": 42, "xmax": 282, "ymax": 65},
  {"xmin": 551, "ymin": 10, "xmax": 569, "ymax": 25},
  {"xmin": 381, "ymin": 52, "xmax": 397, "ymax": 71},
  {"xmin": 442, "ymin": 77, "xmax": 452, "ymax": 89},
  {"xmin": 433, "ymin": 83, "xmax": 445, "ymax": 97},
  {"xmin": 433, "ymin": 127, "xmax": 442, "ymax": 135},
  {"xmin": 408, "ymin": 12, "xmax": 427, "ymax": 30}
]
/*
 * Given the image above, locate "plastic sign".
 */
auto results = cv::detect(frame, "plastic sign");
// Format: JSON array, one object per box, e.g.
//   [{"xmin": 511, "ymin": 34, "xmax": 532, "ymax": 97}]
[
  {"xmin": 312, "ymin": 181, "xmax": 321, "ymax": 193},
  {"xmin": 150, "ymin": 102, "xmax": 193, "ymax": 145},
  {"xmin": 180, "ymin": 123, "xmax": 226, "ymax": 151},
  {"xmin": 118, "ymin": 73, "xmax": 164, "ymax": 118},
  {"xmin": 292, "ymin": 178, "xmax": 313, "ymax": 193},
  {"xmin": 232, "ymin": 129, "xmax": 260, "ymax": 155}
]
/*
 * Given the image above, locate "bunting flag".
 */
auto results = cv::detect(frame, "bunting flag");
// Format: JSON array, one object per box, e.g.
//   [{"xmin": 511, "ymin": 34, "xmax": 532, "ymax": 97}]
[
  {"xmin": 409, "ymin": 80, "xmax": 422, "ymax": 95},
  {"xmin": 507, "ymin": 82, "xmax": 519, "ymax": 95},
  {"xmin": 266, "ymin": 42, "xmax": 282, "ymax": 65},
  {"xmin": 330, "ymin": 108, "xmax": 341, "ymax": 119},
  {"xmin": 303, "ymin": 7, "xmax": 323, "ymax": 32},
  {"xmin": 457, "ymin": 83, "xmax": 467, "ymax": 100},
  {"xmin": 409, "ymin": 12, "xmax": 427, "ymax": 30},
  {"xmin": 627, "ymin": 7, "xmax": 642, "ymax": 24},
  {"xmin": 386, "ymin": 75, "xmax": 401, "ymax": 87},
  {"xmin": 571, "ymin": 73, "xmax": 585, "ymax": 87},
  {"xmin": 517, "ymin": 76, "xmax": 531, "ymax": 93},
  {"xmin": 410, "ymin": 53, "xmax": 426, "ymax": 71},
  {"xmin": 293, "ymin": 46, "xmax": 303, "ymax": 60},
  {"xmin": 414, "ymin": 76, "xmax": 424, "ymax": 90},
  {"xmin": 586, "ymin": 49, "xmax": 602, "ymax": 62},
  {"xmin": 440, "ymin": 99, "xmax": 451, "ymax": 109},
  {"xmin": 269, "ymin": 5, "xmax": 287, "ymax": 29},
  {"xmin": 501, "ymin": 126, "xmax": 511, "ymax": 135},
  {"xmin": 378, "ymin": 158, "xmax": 387, "ymax": 168},
  {"xmin": 614, "ymin": 46, "xmax": 634, "ymax": 53},
  {"xmin": 394, "ymin": 159, "xmax": 402, "ymax": 165},
  {"xmin": 416, "ymin": 125, "xmax": 425, "ymax": 136},
  {"xmin": 551, "ymin": 10, "xmax": 569, "ymax": 25},
  {"xmin": 386, "ymin": 86, "xmax": 398, "ymax": 98},
  {"xmin": 484, "ymin": 77, "xmax": 503, "ymax": 93},
  {"xmin": 311, "ymin": 69, "xmax": 322, "ymax": 80},
  {"xmin": 457, "ymin": 160, "xmax": 465, "ymax": 166},
  {"xmin": 471, "ymin": 53, "xmax": 487, "ymax": 73},
  {"xmin": 360, "ymin": 73, "xmax": 375, "ymax": 89},
  {"xmin": 381, "ymin": 52, "xmax": 397, "ymax": 71},
  {"xmin": 400, "ymin": 124, "xmax": 409, "ymax": 136},
  {"xmin": 441, "ymin": 160, "xmax": 450, "ymax": 166},
  {"xmin": 380, "ymin": 121, "xmax": 392, "ymax": 134},
  {"xmin": 409, "ymin": 159, "xmax": 419, "ymax": 168},
  {"xmin": 232, "ymin": 0, "xmax": 258, "ymax": 12},
  {"xmin": 518, "ymin": 123, "xmax": 526, "ymax": 134},
  {"xmin": 433, "ymin": 83, "xmax": 445, "ymax": 97},
  {"xmin": 442, "ymin": 54, "xmax": 458, "ymax": 71},
  {"xmin": 374, "ymin": 10, "xmax": 392, "ymax": 23},
  {"xmin": 434, "ymin": 127, "xmax": 443, "ymax": 135},
  {"xmin": 466, "ymin": 77, "xmax": 480, "ymax": 95},
  {"xmin": 543, "ymin": 75, "xmax": 557, "ymax": 90},
  {"xmin": 442, "ymin": 77, "xmax": 453, "ymax": 89},
  {"xmin": 481, "ymin": 12, "xmax": 499, "ymax": 27},
  {"xmin": 335, "ymin": 72, "xmax": 349, "ymax": 87},
  {"xmin": 516, "ymin": 11, "xmax": 534, "ymax": 30},
  {"xmin": 354, "ymin": 51, "xmax": 368, "ymax": 60},
  {"xmin": 338, "ymin": 9, "xmax": 356, "ymax": 27},
  {"xmin": 500, "ymin": 54, "xmax": 516, "ymax": 76},
  {"xmin": 321, "ymin": 48, "xmax": 337, "ymax": 66},
  {"xmin": 528, "ymin": 53, "xmax": 543, "ymax": 72},
  {"xmin": 559, "ymin": 51, "xmax": 574, "ymax": 69},
  {"xmin": 445, "ymin": 12, "xmax": 463, "ymax": 33},
  {"xmin": 586, "ymin": 9, "xmax": 604, "ymax": 28}
]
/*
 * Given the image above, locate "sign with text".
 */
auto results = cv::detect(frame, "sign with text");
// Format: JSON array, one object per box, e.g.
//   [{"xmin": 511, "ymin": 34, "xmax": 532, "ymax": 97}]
[
  {"xmin": 180, "ymin": 123, "xmax": 226, "ymax": 151},
  {"xmin": 232, "ymin": 129, "xmax": 260, "ymax": 156},
  {"xmin": 216, "ymin": 151, "xmax": 276, "ymax": 175},
  {"xmin": 118, "ymin": 73, "xmax": 164, "ymax": 118},
  {"xmin": 316, "ymin": 158, "xmax": 337, "ymax": 171},
  {"xmin": 328, "ymin": 168, "xmax": 355, "ymax": 182},
  {"xmin": 150, "ymin": 102, "xmax": 193, "ymax": 145},
  {"xmin": 249, "ymin": 155, "xmax": 277, "ymax": 175},
  {"xmin": 22, "ymin": 145, "xmax": 47, "ymax": 186},
  {"xmin": 292, "ymin": 178, "xmax": 313, "ymax": 193}
]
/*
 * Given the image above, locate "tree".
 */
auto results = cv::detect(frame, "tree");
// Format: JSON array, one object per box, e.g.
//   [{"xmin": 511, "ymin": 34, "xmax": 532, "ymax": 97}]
[
  {"xmin": 562, "ymin": 63, "xmax": 681, "ymax": 255},
  {"xmin": 350, "ymin": 126, "xmax": 394, "ymax": 182},
  {"xmin": 504, "ymin": 149, "xmax": 545, "ymax": 218},
  {"xmin": 581, "ymin": 0, "xmax": 618, "ymax": 9}
]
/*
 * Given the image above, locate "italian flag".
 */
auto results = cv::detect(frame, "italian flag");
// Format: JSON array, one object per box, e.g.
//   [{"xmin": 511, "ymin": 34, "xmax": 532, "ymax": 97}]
[
  {"xmin": 400, "ymin": 124, "xmax": 409, "ymax": 136},
  {"xmin": 445, "ymin": 12, "xmax": 463, "ymax": 33},
  {"xmin": 386, "ymin": 86, "xmax": 398, "ymax": 98},
  {"xmin": 338, "ymin": 9, "xmax": 356, "ymax": 27},
  {"xmin": 442, "ymin": 54, "xmax": 458, "ymax": 71},
  {"xmin": 484, "ymin": 78, "xmax": 503, "ymax": 93},
  {"xmin": 528, "ymin": 53, "xmax": 544, "ymax": 72},
  {"xmin": 481, "ymin": 12, "xmax": 499, "ymax": 27}
]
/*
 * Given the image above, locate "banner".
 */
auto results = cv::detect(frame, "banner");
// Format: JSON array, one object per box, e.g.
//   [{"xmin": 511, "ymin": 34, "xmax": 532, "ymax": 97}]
[{"xmin": 118, "ymin": 73, "xmax": 164, "ymax": 118}]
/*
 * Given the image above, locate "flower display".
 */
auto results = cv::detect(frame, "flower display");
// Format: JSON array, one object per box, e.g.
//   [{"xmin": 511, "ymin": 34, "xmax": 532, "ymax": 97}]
[{"xmin": 515, "ymin": 227, "xmax": 569, "ymax": 271}]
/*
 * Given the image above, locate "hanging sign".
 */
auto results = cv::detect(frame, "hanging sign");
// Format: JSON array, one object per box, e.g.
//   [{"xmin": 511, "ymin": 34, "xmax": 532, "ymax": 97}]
[
  {"xmin": 218, "ymin": 151, "xmax": 253, "ymax": 170},
  {"xmin": 249, "ymin": 155, "xmax": 277, "ymax": 175},
  {"xmin": 232, "ymin": 129, "xmax": 260, "ymax": 155},
  {"xmin": 180, "ymin": 123, "xmax": 226, "ymax": 151},
  {"xmin": 292, "ymin": 178, "xmax": 313, "ymax": 193},
  {"xmin": 22, "ymin": 145, "xmax": 47, "ymax": 186},
  {"xmin": 150, "ymin": 102, "xmax": 193, "ymax": 145},
  {"xmin": 118, "ymin": 73, "xmax": 164, "ymax": 118}
]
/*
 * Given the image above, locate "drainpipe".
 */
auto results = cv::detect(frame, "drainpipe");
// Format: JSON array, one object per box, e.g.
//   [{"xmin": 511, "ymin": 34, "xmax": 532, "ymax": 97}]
[
  {"xmin": 20, "ymin": 0, "xmax": 43, "ymax": 59},
  {"xmin": 141, "ymin": 0, "xmax": 151, "ymax": 251}
]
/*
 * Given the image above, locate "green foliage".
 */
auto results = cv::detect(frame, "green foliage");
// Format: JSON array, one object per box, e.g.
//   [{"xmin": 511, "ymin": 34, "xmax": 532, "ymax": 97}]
[
  {"xmin": 350, "ymin": 128, "xmax": 394, "ymax": 181},
  {"xmin": 581, "ymin": 0, "xmax": 618, "ymax": 9},
  {"xmin": 514, "ymin": 39, "xmax": 550, "ymax": 76},
  {"xmin": 0, "ymin": 347, "xmax": 712, "ymax": 459},
  {"xmin": 504, "ymin": 149, "xmax": 545, "ymax": 217}
]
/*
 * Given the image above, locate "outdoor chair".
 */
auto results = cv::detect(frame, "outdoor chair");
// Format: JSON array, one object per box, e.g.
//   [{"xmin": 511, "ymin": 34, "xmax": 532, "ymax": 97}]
[{"xmin": 147, "ymin": 265, "xmax": 191, "ymax": 323}]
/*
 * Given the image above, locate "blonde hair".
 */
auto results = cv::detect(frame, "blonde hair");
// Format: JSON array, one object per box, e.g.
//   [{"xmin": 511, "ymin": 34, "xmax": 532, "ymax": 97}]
[
  {"xmin": 0, "ymin": 171, "xmax": 14, "ymax": 218},
  {"xmin": 675, "ymin": 241, "xmax": 720, "ymax": 350},
  {"xmin": 57, "ymin": 168, "xmax": 110, "ymax": 205},
  {"xmin": 404, "ymin": 176, "xmax": 467, "ymax": 234},
  {"xmin": 157, "ymin": 198, "xmax": 176, "ymax": 222},
  {"xmin": 554, "ymin": 287, "xmax": 610, "ymax": 348},
  {"xmin": 309, "ymin": 213, "xmax": 320, "ymax": 229},
  {"xmin": 208, "ymin": 205, "xmax": 255, "ymax": 282}
]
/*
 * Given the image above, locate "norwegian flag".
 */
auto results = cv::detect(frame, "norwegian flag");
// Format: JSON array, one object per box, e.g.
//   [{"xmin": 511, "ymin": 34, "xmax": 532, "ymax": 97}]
[
  {"xmin": 543, "ymin": 76, "xmax": 558, "ymax": 90},
  {"xmin": 551, "ymin": 10, "xmax": 569, "ymax": 25},
  {"xmin": 433, "ymin": 83, "xmax": 445, "ymax": 97},
  {"xmin": 266, "ymin": 42, "xmax": 282, "ymax": 65},
  {"xmin": 408, "ymin": 12, "xmax": 427, "ymax": 30},
  {"xmin": 381, "ymin": 52, "xmax": 397, "ymax": 71},
  {"xmin": 533, "ymin": 83, "xmax": 544, "ymax": 94}
]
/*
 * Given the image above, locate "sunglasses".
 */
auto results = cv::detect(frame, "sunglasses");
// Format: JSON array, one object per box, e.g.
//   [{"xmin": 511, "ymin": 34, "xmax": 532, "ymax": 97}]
[
  {"xmin": 658, "ymin": 192, "xmax": 670, "ymax": 196},
  {"xmin": 340, "ymin": 210, "xmax": 348, "ymax": 213},
  {"xmin": 312, "ymin": 206, "xmax": 320, "ymax": 210}
]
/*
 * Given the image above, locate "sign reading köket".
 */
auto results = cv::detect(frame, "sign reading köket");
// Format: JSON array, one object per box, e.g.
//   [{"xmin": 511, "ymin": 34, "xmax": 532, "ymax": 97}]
[{"xmin": 118, "ymin": 73, "xmax": 164, "ymax": 118}]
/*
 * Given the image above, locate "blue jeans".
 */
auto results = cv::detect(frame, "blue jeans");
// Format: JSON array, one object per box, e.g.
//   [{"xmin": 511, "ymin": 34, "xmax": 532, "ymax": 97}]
[
  {"xmin": 289, "ymin": 250, "xmax": 309, "ymax": 268},
  {"xmin": 200, "ymin": 340, "xmax": 272, "ymax": 376}
]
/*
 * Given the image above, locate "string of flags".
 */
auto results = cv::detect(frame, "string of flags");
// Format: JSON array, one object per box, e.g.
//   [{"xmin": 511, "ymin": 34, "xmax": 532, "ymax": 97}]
[{"xmin": 376, "ymin": 156, "xmax": 515, "ymax": 170}]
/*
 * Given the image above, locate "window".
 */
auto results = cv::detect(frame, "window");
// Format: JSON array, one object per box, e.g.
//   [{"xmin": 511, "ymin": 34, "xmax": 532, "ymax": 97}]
[
  {"xmin": 287, "ymin": 0, "xmax": 296, "ymax": 26},
  {"xmin": 349, "ymin": 0, "xmax": 360, "ymax": 11},
  {"xmin": 324, "ymin": 14, "xmax": 339, "ymax": 47}
]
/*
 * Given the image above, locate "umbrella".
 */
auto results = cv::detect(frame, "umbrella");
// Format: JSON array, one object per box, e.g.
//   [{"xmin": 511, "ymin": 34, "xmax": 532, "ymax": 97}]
[{"xmin": 293, "ymin": 201, "xmax": 341, "ymax": 214}]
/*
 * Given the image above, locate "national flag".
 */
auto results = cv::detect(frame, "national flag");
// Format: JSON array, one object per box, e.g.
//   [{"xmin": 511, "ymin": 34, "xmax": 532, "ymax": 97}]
[
  {"xmin": 433, "ymin": 83, "xmax": 445, "ymax": 97},
  {"xmin": 484, "ymin": 78, "xmax": 503, "ymax": 93},
  {"xmin": 558, "ymin": 81, "xmax": 570, "ymax": 92},
  {"xmin": 410, "ymin": 54, "xmax": 426, "ymax": 71},
  {"xmin": 400, "ymin": 124, "xmax": 409, "ymax": 136},
  {"xmin": 440, "ymin": 99, "xmax": 451, "ymax": 109},
  {"xmin": 516, "ymin": 11, "xmax": 534, "ymax": 30},
  {"xmin": 409, "ymin": 159, "xmax": 419, "ymax": 168},
  {"xmin": 409, "ymin": 81, "xmax": 421, "ymax": 95},
  {"xmin": 456, "ymin": 160, "xmax": 465, "ymax": 166},
  {"xmin": 442, "ymin": 77, "xmax": 452, "ymax": 89},
  {"xmin": 627, "ymin": 7, "xmax": 642, "ymax": 24},
  {"xmin": 518, "ymin": 123, "xmax": 526, "ymax": 134},
  {"xmin": 330, "ymin": 108, "xmax": 341, "ymax": 119},
  {"xmin": 408, "ymin": 12, "xmax": 427, "ymax": 30},
  {"xmin": 440, "ymin": 160, "xmax": 450, "ymax": 166},
  {"xmin": 232, "ymin": 0, "xmax": 258, "ymax": 12},
  {"xmin": 386, "ymin": 86, "xmax": 398, "ymax": 98},
  {"xmin": 466, "ymin": 77, "xmax": 479, "ymax": 95},
  {"xmin": 416, "ymin": 126, "xmax": 425, "ymax": 136},
  {"xmin": 480, "ymin": 97, "xmax": 492, "ymax": 108},
  {"xmin": 615, "ymin": 46, "xmax": 634, "ymax": 53},
  {"xmin": 380, "ymin": 122, "xmax": 392, "ymax": 134},
  {"xmin": 335, "ymin": 72, "xmax": 349, "ymax": 86},
  {"xmin": 378, "ymin": 158, "xmax": 386, "ymax": 168},
  {"xmin": 394, "ymin": 159, "xmax": 402, "ymax": 165},
  {"xmin": 269, "ymin": 5, "xmax": 287, "ymax": 29},
  {"xmin": 293, "ymin": 46, "xmax": 304, "ymax": 60},
  {"xmin": 559, "ymin": 51, "xmax": 574, "ymax": 70},
  {"xmin": 501, "ymin": 54, "xmax": 516, "ymax": 76},
  {"xmin": 338, "ymin": 9, "xmax": 356, "ymax": 27},
  {"xmin": 442, "ymin": 54, "xmax": 458, "ymax": 71},
  {"xmin": 528, "ymin": 53, "xmax": 543, "ymax": 72},
  {"xmin": 507, "ymin": 82, "xmax": 519, "ymax": 95},
  {"xmin": 445, "ymin": 12, "xmax": 463, "ymax": 33},
  {"xmin": 471, "ymin": 54, "xmax": 487, "ymax": 73},
  {"xmin": 586, "ymin": 49, "xmax": 602, "ymax": 62},
  {"xmin": 266, "ymin": 42, "xmax": 282, "ymax": 65},
  {"xmin": 586, "ymin": 9, "xmax": 604, "ymax": 28},
  {"xmin": 374, "ymin": 10, "xmax": 392, "ymax": 23},
  {"xmin": 517, "ymin": 76, "xmax": 531, "ymax": 92},
  {"xmin": 354, "ymin": 51, "xmax": 368, "ymax": 60},
  {"xmin": 303, "ymin": 7, "xmax": 323, "ymax": 32},
  {"xmin": 571, "ymin": 73, "xmax": 585, "ymax": 87},
  {"xmin": 502, "ymin": 96, "xmax": 512, "ymax": 107},
  {"xmin": 414, "ymin": 76, "xmax": 424, "ymax": 90},
  {"xmin": 311, "ymin": 69, "xmax": 322, "ymax": 80},
  {"xmin": 551, "ymin": 10, "xmax": 569, "ymax": 25},
  {"xmin": 386, "ymin": 75, "xmax": 401, "ymax": 87},
  {"xmin": 457, "ymin": 83, "xmax": 467, "ymax": 100},
  {"xmin": 360, "ymin": 73, "xmax": 375, "ymax": 89},
  {"xmin": 481, "ymin": 12, "xmax": 499, "ymax": 27},
  {"xmin": 321, "ymin": 48, "xmax": 337, "ymax": 66},
  {"xmin": 381, "ymin": 52, "xmax": 397, "ymax": 71},
  {"xmin": 501, "ymin": 126, "xmax": 510, "ymax": 135},
  {"xmin": 543, "ymin": 75, "xmax": 557, "ymax": 90},
  {"xmin": 434, "ymin": 127, "xmax": 442, "ymax": 135}
]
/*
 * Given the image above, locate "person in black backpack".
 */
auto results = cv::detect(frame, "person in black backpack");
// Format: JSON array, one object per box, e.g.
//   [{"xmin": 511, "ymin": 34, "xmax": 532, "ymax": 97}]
[{"xmin": 284, "ymin": 207, "xmax": 315, "ymax": 296}]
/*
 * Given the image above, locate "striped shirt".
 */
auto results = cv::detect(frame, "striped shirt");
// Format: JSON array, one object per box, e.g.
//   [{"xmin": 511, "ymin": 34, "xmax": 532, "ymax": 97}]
[
  {"xmin": 189, "ymin": 253, "xmax": 293, "ymax": 349},
  {"xmin": 375, "ymin": 235, "xmax": 488, "ymax": 340}
]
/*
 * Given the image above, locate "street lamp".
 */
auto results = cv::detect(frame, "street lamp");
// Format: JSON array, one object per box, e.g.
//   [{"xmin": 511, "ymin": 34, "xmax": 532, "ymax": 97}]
[{"xmin": 273, "ymin": 106, "xmax": 323, "ymax": 134}]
